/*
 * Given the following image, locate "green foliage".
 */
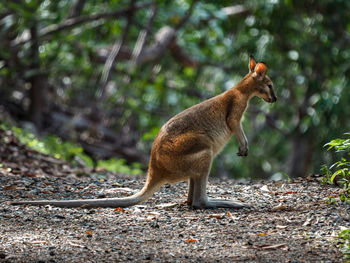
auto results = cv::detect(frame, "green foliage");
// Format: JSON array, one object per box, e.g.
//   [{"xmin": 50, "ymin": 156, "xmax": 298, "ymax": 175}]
[
  {"xmin": 326, "ymin": 134, "xmax": 350, "ymax": 152},
  {"xmin": 339, "ymin": 228, "xmax": 350, "ymax": 261},
  {"xmin": 1, "ymin": 122, "xmax": 142, "ymax": 175},
  {"xmin": 10, "ymin": 125, "xmax": 92, "ymax": 166},
  {"xmin": 321, "ymin": 133, "xmax": 350, "ymax": 204},
  {"xmin": 97, "ymin": 158, "xmax": 142, "ymax": 175},
  {"xmin": 322, "ymin": 133, "xmax": 350, "ymax": 261}
]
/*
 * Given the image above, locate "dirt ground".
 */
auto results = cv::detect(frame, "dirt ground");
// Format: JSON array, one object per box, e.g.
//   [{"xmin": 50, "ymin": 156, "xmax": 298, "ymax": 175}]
[{"xmin": 0, "ymin": 129, "xmax": 349, "ymax": 262}]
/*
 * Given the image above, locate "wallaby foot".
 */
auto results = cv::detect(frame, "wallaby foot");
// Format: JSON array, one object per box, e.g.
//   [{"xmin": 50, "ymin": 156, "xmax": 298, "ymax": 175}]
[
  {"xmin": 188, "ymin": 166, "xmax": 252, "ymax": 209},
  {"xmin": 192, "ymin": 198, "xmax": 252, "ymax": 209}
]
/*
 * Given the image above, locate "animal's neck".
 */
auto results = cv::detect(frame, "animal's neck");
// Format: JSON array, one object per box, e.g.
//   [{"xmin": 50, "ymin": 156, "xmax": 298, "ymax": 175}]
[
  {"xmin": 221, "ymin": 75, "xmax": 254, "ymax": 126},
  {"xmin": 234, "ymin": 74, "xmax": 256, "ymax": 100}
]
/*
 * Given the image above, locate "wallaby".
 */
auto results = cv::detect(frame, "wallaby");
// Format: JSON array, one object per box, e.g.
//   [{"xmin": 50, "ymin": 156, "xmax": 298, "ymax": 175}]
[{"xmin": 10, "ymin": 56, "xmax": 276, "ymax": 209}]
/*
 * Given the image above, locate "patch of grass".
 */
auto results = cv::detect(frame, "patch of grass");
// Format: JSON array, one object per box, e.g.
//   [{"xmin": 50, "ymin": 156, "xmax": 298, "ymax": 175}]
[
  {"xmin": 10, "ymin": 125, "xmax": 93, "ymax": 165},
  {"xmin": 1, "ymin": 121, "xmax": 143, "ymax": 175}
]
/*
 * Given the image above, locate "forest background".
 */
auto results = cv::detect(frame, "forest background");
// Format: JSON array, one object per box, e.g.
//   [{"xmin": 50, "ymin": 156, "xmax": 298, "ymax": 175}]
[{"xmin": 1, "ymin": 0, "xmax": 350, "ymax": 180}]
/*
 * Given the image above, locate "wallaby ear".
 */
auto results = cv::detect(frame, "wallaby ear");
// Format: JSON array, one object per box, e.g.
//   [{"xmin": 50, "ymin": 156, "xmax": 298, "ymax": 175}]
[
  {"xmin": 249, "ymin": 55, "xmax": 256, "ymax": 73},
  {"xmin": 254, "ymin": 62, "xmax": 267, "ymax": 79}
]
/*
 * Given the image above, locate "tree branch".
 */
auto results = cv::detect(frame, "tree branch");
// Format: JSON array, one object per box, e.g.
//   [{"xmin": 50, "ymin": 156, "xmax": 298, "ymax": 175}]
[
  {"xmin": 94, "ymin": 26, "xmax": 232, "ymax": 70},
  {"xmin": 92, "ymin": 3, "xmax": 248, "ymax": 70},
  {"xmin": 221, "ymin": 5, "xmax": 248, "ymax": 16},
  {"xmin": 97, "ymin": 0, "xmax": 135, "ymax": 99},
  {"xmin": 169, "ymin": 41, "xmax": 199, "ymax": 67},
  {"xmin": 11, "ymin": 1, "xmax": 154, "ymax": 47},
  {"xmin": 175, "ymin": 0, "xmax": 198, "ymax": 30},
  {"xmin": 132, "ymin": 4, "xmax": 157, "ymax": 64}
]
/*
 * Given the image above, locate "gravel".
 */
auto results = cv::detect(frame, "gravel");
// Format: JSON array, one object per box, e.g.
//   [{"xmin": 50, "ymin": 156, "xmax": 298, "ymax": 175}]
[
  {"xmin": 1, "ymin": 173, "xmax": 349, "ymax": 262},
  {"xmin": 0, "ymin": 129, "xmax": 349, "ymax": 262}
]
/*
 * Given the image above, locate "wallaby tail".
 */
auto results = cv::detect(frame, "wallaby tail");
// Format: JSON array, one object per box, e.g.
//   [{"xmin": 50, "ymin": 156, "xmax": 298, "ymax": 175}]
[{"xmin": 9, "ymin": 175, "xmax": 163, "ymax": 208}]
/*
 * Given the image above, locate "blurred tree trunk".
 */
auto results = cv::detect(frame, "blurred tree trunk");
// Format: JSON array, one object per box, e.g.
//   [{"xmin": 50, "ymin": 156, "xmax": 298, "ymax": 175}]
[
  {"xmin": 287, "ymin": 133, "xmax": 313, "ymax": 178},
  {"xmin": 68, "ymin": 0, "xmax": 86, "ymax": 18},
  {"xmin": 29, "ymin": 73, "xmax": 46, "ymax": 131},
  {"xmin": 28, "ymin": 23, "xmax": 46, "ymax": 131}
]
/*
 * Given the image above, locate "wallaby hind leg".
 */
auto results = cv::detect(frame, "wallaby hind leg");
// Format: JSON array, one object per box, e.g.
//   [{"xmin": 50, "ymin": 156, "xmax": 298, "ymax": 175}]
[
  {"xmin": 191, "ymin": 174, "xmax": 251, "ymax": 209},
  {"xmin": 187, "ymin": 178, "xmax": 194, "ymax": 204},
  {"xmin": 189, "ymin": 153, "xmax": 251, "ymax": 209}
]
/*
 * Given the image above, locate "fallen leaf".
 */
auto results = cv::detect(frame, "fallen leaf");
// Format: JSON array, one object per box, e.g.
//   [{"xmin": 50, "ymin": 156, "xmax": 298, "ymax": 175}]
[
  {"xmin": 156, "ymin": 203, "xmax": 178, "ymax": 209},
  {"xmin": 146, "ymin": 216, "xmax": 157, "ymax": 221},
  {"xmin": 340, "ymin": 226, "xmax": 348, "ymax": 231},
  {"xmin": 271, "ymin": 203, "xmax": 288, "ymax": 211},
  {"xmin": 27, "ymin": 240, "xmax": 48, "ymax": 244},
  {"xmin": 209, "ymin": 214, "xmax": 224, "ymax": 219},
  {"xmin": 106, "ymin": 187, "xmax": 135, "ymax": 193},
  {"xmin": 328, "ymin": 194, "xmax": 338, "ymax": 198},
  {"xmin": 69, "ymin": 242, "xmax": 85, "ymax": 248},
  {"xmin": 147, "ymin": 212, "xmax": 161, "ymax": 217},
  {"xmin": 25, "ymin": 173, "xmax": 37, "ymax": 178},
  {"xmin": 114, "ymin": 208, "xmax": 125, "ymax": 212},
  {"xmin": 261, "ymin": 243, "xmax": 288, "ymax": 250},
  {"xmin": 287, "ymin": 181, "xmax": 303, "ymax": 184},
  {"xmin": 260, "ymin": 185, "xmax": 270, "ymax": 192},
  {"xmin": 185, "ymin": 239, "xmax": 197, "ymax": 243},
  {"xmin": 276, "ymin": 225, "xmax": 288, "ymax": 229},
  {"xmin": 258, "ymin": 233, "xmax": 268, "ymax": 236},
  {"xmin": 226, "ymin": 211, "xmax": 240, "ymax": 220},
  {"xmin": 3, "ymin": 185, "xmax": 17, "ymax": 190},
  {"xmin": 133, "ymin": 207, "xmax": 142, "ymax": 214},
  {"xmin": 86, "ymin": 231, "xmax": 93, "ymax": 235},
  {"xmin": 302, "ymin": 217, "xmax": 313, "ymax": 227},
  {"xmin": 11, "ymin": 168, "xmax": 21, "ymax": 174},
  {"xmin": 330, "ymin": 231, "xmax": 338, "ymax": 237},
  {"xmin": 282, "ymin": 191, "xmax": 298, "ymax": 195}
]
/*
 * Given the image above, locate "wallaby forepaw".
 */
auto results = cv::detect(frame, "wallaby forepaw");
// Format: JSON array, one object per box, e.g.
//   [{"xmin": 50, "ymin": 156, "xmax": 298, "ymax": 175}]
[{"xmin": 237, "ymin": 149, "xmax": 248, "ymax": 157}]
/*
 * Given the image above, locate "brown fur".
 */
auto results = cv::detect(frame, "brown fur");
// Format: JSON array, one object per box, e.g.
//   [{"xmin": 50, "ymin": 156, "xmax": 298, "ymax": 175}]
[{"xmin": 10, "ymin": 56, "xmax": 276, "ymax": 209}]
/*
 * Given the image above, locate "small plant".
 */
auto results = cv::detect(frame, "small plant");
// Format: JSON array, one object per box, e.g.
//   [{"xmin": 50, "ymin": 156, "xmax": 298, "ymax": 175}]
[
  {"xmin": 339, "ymin": 228, "xmax": 350, "ymax": 261},
  {"xmin": 97, "ymin": 158, "xmax": 143, "ymax": 175},
  {"xmin": 322, "ymin": 133, "xmax": 350, "ymax": 261},
  {"xmin": 321, "ymin": 133, "xmax": 350, "ymax": 203}
]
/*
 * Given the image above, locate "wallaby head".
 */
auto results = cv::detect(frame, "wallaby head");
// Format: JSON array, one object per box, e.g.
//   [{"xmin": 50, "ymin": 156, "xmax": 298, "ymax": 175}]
[{"xmin": 247, "ymin": 55, "xmax": 277, "ymax": 103}]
